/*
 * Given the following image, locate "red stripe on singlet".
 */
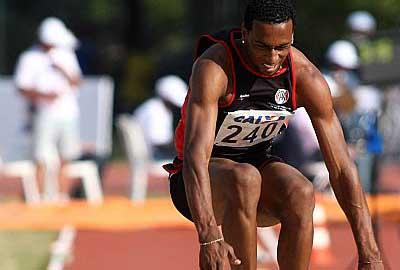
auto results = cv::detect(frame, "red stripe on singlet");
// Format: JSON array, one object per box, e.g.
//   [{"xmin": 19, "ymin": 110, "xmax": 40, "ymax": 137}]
[
  {"xmin": 289, "ymin": 49, "xmax": 297, "ymax": 109},
  {"xmin": 174, "ymin": 35, "xmax": 237, "ymax": 160}
]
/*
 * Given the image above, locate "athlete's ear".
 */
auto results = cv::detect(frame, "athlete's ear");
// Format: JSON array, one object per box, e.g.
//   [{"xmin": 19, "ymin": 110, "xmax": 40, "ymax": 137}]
[{"xmin": 241, "ymin": 22, "xmax": 248, "ymax": 44}]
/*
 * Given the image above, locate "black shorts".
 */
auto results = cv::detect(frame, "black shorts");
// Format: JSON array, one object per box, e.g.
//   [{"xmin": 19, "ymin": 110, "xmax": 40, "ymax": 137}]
[
  {"xmin": 169, "ymin": 172, "xmax": 193, "ymax": 221},
  {"xmin": 169, "ymin": 154, "xmax": 283, "ymax": 222}
]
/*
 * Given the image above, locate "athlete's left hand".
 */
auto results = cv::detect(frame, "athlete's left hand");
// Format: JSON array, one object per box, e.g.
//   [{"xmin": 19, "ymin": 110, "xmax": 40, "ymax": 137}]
[{"xmin": 358, "ymin": 261, "xmax": 384, "ymax": 270}]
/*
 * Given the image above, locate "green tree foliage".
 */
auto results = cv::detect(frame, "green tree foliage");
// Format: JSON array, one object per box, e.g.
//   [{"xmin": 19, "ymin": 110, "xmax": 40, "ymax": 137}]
[
  {"xmin": 3, "ymin": 0, "xmax": 400, "ymax": 110},
  {"xmin": 294, "ymin": 0, "xmax": 400, "ymax": 64}
]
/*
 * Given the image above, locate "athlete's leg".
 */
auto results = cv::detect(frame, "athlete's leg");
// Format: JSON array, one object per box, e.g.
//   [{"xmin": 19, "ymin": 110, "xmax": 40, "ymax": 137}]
[
  {"xmin": 256, "ymin": 161, "xmax": 315, "ymax": 270},
  {"xmin": 208, "ymin": 158, "xmax": 262, "ymax": 270}
]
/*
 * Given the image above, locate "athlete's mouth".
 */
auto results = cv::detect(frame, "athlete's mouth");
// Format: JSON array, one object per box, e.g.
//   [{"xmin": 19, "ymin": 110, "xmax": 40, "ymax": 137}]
[
  {"xmin": 261, "ymin": 63, "xmax": 279, "ymax": 74},
  {"xmin": 263, "ymin": 63, "xmax": 276, "ymax": 68}
]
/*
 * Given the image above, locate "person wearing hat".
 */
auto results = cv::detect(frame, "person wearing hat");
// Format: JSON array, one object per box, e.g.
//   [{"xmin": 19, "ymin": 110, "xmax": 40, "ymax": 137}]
[
  {"xmin": 347, "ymin": 11, "xmax": 377, "ymax": 45},
  {"xmin": 324, "ymin": 40, "xmax": 360, "ymax": 116},
  {"xmin": 14, "ymin": 17, "xmax": 82, "ymax": 202},
  {"xmin": 133, "ymin": 75, "xmax": 188, "ymax": 160},
  {"xmin": 324, "ymin": 39, "xmax": 383, "ymax": 194}
]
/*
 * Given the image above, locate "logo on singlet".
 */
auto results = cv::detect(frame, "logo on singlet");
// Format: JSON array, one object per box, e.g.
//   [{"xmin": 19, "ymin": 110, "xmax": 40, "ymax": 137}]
[
  {"xmin": 275, "ymin": 88, "xmax": 290, "ymax": 105},
  {"xmin": 239, "ymin": 94, "xmax": 250, "ymax": 100}
]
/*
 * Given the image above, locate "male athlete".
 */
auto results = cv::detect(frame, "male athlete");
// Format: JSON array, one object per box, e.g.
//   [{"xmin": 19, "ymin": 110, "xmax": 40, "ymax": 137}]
[{"xmin": 164, "ymin": 0, "xmax": 382, "ymax": 269}]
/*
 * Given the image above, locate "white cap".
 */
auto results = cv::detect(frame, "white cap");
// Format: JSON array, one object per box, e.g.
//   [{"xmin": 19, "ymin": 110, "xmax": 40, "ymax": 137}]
[
  {"xmin": 326, "ymin": 40, "xmax": 359, "ymax": 69},
  {"xmin": 155, "ymin": 75, "xmax": 188, "ymax": 107},
  {"xmin": 347, "ymin": 11, "xmax": 376, "ymax": 33},
  {"xmin": 354, "ymin": 85, "xmax": 382, "ymax": 112},
  {"xmin": 38, "ymin": 17, "xmax": 78, "ymax": 49},
  {"xmin": 323, "ymin": 74, "xmax": 341, "ymax": 97}
]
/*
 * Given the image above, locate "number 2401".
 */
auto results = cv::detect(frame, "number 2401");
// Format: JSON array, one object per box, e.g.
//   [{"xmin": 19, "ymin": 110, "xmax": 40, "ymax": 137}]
[{"xmin": 221, "ymin": 122, "xmax": 279, "ymax": 144}]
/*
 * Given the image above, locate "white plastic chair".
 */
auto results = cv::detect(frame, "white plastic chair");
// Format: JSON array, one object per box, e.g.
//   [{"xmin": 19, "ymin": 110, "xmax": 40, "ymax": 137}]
[
  {"xmin": 42, "ymin": 159, "xmax": 103, "ymax": 205},
  {"xmin": 64, "ymin": 160, "xmax": 103, "ymax": 205},
  {"xmin": 303, "ymin": 161, "xmax": 331, "ymax": 192},
  {"xmin": 117, "ymin": 114, "xmax": 168, "ymax": 203},
  {"xmin": 1, "ymin": 159, "xmax": 40, "ymax": 204}
]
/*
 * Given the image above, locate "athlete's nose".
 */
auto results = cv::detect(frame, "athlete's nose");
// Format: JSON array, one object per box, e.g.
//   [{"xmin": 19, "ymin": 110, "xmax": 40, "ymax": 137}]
[{"xmin": 264, "ymin": 48, "xmax": 279, "ymax": 65}]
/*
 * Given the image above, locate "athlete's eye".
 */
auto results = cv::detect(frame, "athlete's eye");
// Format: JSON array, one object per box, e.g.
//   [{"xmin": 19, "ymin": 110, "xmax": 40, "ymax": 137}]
[
  {"xmin": 276, "ymin": 44, "xmax": 291, "ymax": 51},
  {"xmin": 254, "ymin": 44, "xmax": 266, "ymax": 50}
]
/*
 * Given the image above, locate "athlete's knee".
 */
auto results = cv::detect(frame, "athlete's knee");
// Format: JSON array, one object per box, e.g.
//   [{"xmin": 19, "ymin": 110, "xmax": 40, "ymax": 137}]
[
  {"xmin": 228, "ymin": 163, "xmax": 262, "ymax": 205},
  {"xmin": 230, "ymin": 163, "xmax": 261, "ymax": 191},
  {"xmin": 284, "ymin": 180, "xmax": 315, "ymax": 225},
  {"xmin": 298, "ymin": 181, "xmax": 315, "ymax": 214}
]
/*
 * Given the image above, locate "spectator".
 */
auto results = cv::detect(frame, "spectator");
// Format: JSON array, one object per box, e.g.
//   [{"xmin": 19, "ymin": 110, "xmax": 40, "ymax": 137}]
[
  {"xmin": 133, "ymin": 75, "xmax": 187, "ymax": 160},
  {"xmin": 324, "ymin": 39, "xmax": 383, "ymax": 193},
  {"xmin": 14, "ymin": 17, "xmax": 82, "ymax": 201},
  {"xmin": 347, "ymin": 10, "xmax": 400, "ymax": 170},
  {"xmin": 324, "ymin": 40, "xmax": 359, "ymax": 117},
  {"xmin": 347, "ymin": 11, "xmax": 376, "ymax": 38},
  {"xmin": 346, "ymin": 10, "xmax": 377, "ymax": 65}
]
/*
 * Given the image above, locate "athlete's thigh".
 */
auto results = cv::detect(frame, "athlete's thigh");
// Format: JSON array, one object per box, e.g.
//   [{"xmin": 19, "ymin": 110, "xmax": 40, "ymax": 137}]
[
  {"xmin": 256, "ymin": 161, "xmax": 313, "ymax": 227},
  {"xmin": 208, "ymin": 157, "xmax": 259, "ymax": 225}
]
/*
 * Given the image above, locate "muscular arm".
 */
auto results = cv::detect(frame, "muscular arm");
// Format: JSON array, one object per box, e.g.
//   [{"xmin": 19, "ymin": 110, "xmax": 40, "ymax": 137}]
[
  {"xmin": 294, "ymin": 49, "xmax": 380, "ymax": 262},
  {"xmin": 183, "ymin": 45, "xmax": 229, "ymax": 243}
]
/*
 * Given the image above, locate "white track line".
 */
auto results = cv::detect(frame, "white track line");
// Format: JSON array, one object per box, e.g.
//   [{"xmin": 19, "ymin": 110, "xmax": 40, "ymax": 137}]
[{"xmin": 47, "ymin": 225, "xmax": 76, "ymax": 270}]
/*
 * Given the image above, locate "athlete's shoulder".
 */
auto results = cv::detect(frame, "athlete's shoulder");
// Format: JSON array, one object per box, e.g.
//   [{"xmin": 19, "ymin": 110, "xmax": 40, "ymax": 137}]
[
  {"xmin": 198, "ymin": 43, "xmax": 230, "ymax": 66},
  {"xmin": 290, "ymin": 47, "xmax": 331, "ymax": 108},
  {"xmin": 194, "ymin": 29, "xmax": 237, "ymax": 75},
  {"xmin": 291, "ymin": 47, "xmax": 319, "ymax": 76},
  {"xmin": 192, "ymin": 42, "xmax": 232, "ymax": 83},
  {"xmin": 291, "ymin": 47, "xmax": 326, "ymax": 86}
]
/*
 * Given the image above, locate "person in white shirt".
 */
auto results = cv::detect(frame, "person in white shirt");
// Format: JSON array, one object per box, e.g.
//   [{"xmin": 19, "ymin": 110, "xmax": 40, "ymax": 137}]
[
  {"xmin": 133, "ymin": 75, "xmax": 188, "ymax": 160},
  {"xmin": 324, "ymin": 39, "xmax": 383, "ymax": 193},
  {"xmin": 14, "ymin": 17, "xmax": 82, "ymax": 201}
]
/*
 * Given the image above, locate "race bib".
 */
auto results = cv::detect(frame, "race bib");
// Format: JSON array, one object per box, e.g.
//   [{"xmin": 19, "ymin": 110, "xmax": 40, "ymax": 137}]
[{"xmin": 214, "ymin": 110, "xmax": 293, "ymax": 147}]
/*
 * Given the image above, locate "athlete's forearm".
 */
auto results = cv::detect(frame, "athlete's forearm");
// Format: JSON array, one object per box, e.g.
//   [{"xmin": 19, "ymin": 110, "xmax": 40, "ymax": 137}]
[
  {"xmin": 329, "ymin": 164, "xmax": 380, "ymax": 261},
  {"xmin": 183, "ymin": 155, "xmax": 221, "ymax": 243}
]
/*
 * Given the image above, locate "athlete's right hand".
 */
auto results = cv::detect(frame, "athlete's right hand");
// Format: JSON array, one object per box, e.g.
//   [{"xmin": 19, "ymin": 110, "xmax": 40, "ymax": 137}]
[{"xmin": 199, "ymin": 240, "xmax": 241, "ymax": 269}]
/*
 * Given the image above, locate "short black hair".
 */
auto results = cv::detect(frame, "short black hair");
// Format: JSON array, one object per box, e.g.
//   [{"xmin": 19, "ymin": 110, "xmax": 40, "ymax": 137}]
[{"xmin": 244, "ymin": 0, "xmax": 296, "ymax": 30}]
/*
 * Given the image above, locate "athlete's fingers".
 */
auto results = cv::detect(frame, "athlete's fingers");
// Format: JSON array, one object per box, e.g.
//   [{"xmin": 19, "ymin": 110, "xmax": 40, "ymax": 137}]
[
  {"xmin": 216, "ymin": 260, "xmax": 224, "ymax": 270},
  {"xmin": 227, "ymin": 245, "xmax": 241, "ymax": 265}
]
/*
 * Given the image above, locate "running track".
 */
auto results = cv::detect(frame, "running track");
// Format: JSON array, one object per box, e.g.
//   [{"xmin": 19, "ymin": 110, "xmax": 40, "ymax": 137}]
[{"xmin": 1, "ymin": 161, "xmax": 400, "ymax": 269}]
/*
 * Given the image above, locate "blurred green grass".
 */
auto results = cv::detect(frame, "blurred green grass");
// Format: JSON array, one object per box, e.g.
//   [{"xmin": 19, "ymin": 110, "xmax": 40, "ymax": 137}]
[{"xmin": 0, "ymin": 230, "xmax": 58, "ymax": 270}]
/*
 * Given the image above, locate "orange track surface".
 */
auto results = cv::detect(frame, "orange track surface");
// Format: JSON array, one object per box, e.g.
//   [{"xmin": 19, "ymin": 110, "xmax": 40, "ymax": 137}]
[
  {"xmin": 1, "ymin": 195, "xmax": 399, "ymax": 269},
  {"xmin": 0, "ymin": 195, "xmax": 399, "ymax": 231},
  {"xmin": 2, "ymin": 161, "xmax": 400, "ymax": 269},
  {"xmin": 0, "ymin": 197, "xmax": 193, "ymax": 231}
]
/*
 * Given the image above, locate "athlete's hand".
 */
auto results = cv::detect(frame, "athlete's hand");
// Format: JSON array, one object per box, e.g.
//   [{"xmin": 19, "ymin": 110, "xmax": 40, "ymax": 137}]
[
  {"xmin": 358, "ymin": 262, "xmax": 384, "ymax": 270},
  {"xmin": 199, "ymin": 240, "xmax": 241, "ymax": 270}
]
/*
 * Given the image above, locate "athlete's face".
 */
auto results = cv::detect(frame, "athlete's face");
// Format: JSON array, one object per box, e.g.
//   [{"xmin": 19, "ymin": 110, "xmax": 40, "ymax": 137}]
[{"xmin": 242, "ymin": 19, "xmax": 293, "ymax": 76}]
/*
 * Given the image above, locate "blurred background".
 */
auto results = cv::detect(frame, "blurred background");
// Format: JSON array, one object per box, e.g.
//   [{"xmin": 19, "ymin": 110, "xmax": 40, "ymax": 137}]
[{"xmin": 0, "ymin": 0, "xmax": 400, "ymax": 269}]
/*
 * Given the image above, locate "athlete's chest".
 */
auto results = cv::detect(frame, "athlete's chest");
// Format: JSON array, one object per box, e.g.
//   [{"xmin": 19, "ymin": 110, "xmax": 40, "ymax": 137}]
[
  {"xmin": 228, "ymin": 76, "xmax": 294, "ymax": 112},
  {"xmin": 215, "ymin": 74, "xmax": 295, "ymax": 148}
]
